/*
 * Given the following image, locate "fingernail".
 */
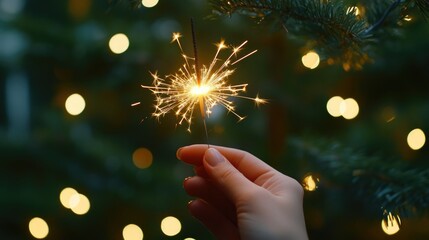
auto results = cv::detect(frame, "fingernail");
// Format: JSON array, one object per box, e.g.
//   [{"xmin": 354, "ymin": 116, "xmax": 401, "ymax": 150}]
[
  {"xmin": 183, "ymin": 176, "xmax": 193, "ymax": 187},
  {"xmin": 204, "ymin": 148, "xmax": 224, "ymax": 166},
  {"xmin": 176, "ymin": 147, "xmax": 183, "ymax": 160}
]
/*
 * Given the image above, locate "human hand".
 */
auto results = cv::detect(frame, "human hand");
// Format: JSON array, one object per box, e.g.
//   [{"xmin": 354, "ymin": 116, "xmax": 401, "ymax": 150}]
[{"xmin": 177, "ymin": 144, "xmax": 308, "ymax": 240}]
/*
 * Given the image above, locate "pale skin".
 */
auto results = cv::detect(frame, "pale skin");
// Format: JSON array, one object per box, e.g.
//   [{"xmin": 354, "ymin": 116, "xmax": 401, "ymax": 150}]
[{"xmin": 177, "ymin": 144, "xmax": 309, "ymax": 240}]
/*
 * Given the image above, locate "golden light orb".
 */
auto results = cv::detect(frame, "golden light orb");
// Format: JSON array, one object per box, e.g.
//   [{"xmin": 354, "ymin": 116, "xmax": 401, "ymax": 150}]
[
  {"xmin": 70, "ymin": 193, "xmax": 90, "ymax": 215},
  {"xmin": 109, "ymin": 33, "xmax": 130, "ymax": 54},
  {"xmin": 326, "ymin": 96, "xmax": 344, "ymax": 117},
  {"xmin": 59, "ymin": 187, "xmax": 79, "ymax": 209},
  {"xmin": 346, "ymin": 6, "xmax": 360, "ymax": 16},
  {"xmin": 161, "ymin": 216, "xmax": 181, "ymax": 236},
  {"xmin": 132, "ymin": 147, "xmax": 153, "ymax": 169},
  {"xmin": 65, "ymin": 93, "xmax": 86, "ymax": 116},
  {"xmin": 302, "ymin": 175, "xmax": 319, "ymax": 191},
  {"xmin": 340, "ymin": 98, "xmax": 359, "ymax": 120},
  {"xmin": 123, "ymin": 224, "xmax": 144, "ymax": 240},
  {"xmin": 28, "ymin": 217, "xmax": 49, "ymax": 239},
  {"xmin": 381, "ymin": 212, "xmax": 401, "ymax": 235},
  {"xmin": 141, "ymin": 0, "xmax": 159, "ymax": 8},
  {"xmin": 301, "ymin": 51, "xmax": 320, "ymax": 69},
  {"xmin": 407, "ymin": 128, "xmax": 426, "ymax": 150}
]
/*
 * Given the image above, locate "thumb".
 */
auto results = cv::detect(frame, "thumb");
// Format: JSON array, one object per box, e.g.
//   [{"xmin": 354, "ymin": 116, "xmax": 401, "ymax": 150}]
[{"xmin": 203, "ymin": 148, "xmax": 255, "ymax": 202}]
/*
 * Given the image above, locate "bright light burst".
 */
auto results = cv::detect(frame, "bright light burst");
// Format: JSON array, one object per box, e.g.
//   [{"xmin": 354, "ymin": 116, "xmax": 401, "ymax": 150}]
[{"xmin": 139, "ymin": 32, "xmax": 266, "ymax": 132}]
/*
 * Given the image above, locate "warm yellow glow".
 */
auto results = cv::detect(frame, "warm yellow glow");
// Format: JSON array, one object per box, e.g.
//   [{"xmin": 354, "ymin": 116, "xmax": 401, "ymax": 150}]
[
  {"xmin": 190, "ymin": 85, "xmax": 211, "ymax": 96},
  {"xmin": 60, "ymin": 187, "xmax": 78, "ymax": 209},
  {"xmin": 326, "ymin": 96, "xmax": 344, "ymax": 117},
  {"xmin": 68, "ymin": 0, "xmax": 91, "ymax": 20},
  {"xmin": 301, "ymin": 51, "xmax": 320, "ymax": 69},
  {"xmin": 132, "ymin": 148, "xmax": 153, "ymax": 169},
  {"xmin": 29, "ymin": 217, "xmax": 49, "ymax": 239},
  {"xmin": 346, "ymin": 6, "xmax": 360, "ymax": 16},
  {"xmin": 65, "ymin": 93, "xmax": 86, "ymax": 116},
  {"xmin": 404, "ymin": 15, "xmax": 412, "ymax": 21},
  {"xmin": 340, "ymin": 98, "xmax": 359, "ymax": 120},
  {"xmin": 407, "ymin": 128, "xmax": 426, "ymax": 150},
  {"xmin": 109, "ymin": 33, "xmax": 130, "ymax": 54},
  {"xmin": 302, "ymin": 175, "xmax": 318, "ymax": 191},
  {"xmin": 71, "ymin": 193, "xmax": 90, "ymax": 215},
  {"xmin": 123, "ymin": 224, "xmax": 144, "ymax": 240},
  {"xmin": 381, "ymin": 212, "xmax": 401, "ymax": 235},
  {"xmin": 184, "ymin": 238, "xmax": 196, "ymax": 240},
  {"xmin": 161, "ymin": 216, "xmax": 181, "ymax": 236},
  {"xmin": 141, "ymin": 0, "xmax": 159, "ymax": 8},
  {"xmin": 141, "ymin": 33, "xmax": 265, "ymax": 132}
]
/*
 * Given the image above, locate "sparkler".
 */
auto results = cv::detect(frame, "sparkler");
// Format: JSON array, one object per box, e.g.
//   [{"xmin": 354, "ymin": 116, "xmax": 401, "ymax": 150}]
[{"xmin": 136, "ymin": 23, "xmax": 266, "ymax": 136}]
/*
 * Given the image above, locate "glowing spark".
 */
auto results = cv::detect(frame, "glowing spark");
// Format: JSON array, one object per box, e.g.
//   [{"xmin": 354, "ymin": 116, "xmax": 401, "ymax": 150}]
[
  {"xmin": 131, "ymin": 102, "xmax": 141, "ymax": 107},
  {"xmin": 141, "ymin": 33, "xmax": 266, "ymax": 132}
]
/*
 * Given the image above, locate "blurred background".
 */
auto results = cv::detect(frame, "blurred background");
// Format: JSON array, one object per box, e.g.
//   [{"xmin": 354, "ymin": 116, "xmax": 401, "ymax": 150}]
[{"xmin": 1, "ymin": 0, "xmax": 428, "ymax": 239}]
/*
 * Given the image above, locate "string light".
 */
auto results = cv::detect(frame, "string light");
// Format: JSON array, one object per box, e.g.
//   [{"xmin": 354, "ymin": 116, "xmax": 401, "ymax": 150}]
[
  {"xmin": 141, "ymin": 0, "xmax": 159, "ymax": 8},
  {"xmin": 28, "ymin": 217, "xmax": 49, "ymax": 239},
  {"xmin": 109, "ymin": 33, "xmax": 130, "ymax": 54},
  {"xmin": 340, "ymin": 98, "xmax": 359, "ymax": 120},
  {"xmin": 70, "ymin": 193, "xmax": 90, "ymax": 215},
  {"xmin": 59, "ymin": 187, "xmax": 79, "ymax": 209},
  {"xmin": 302, "ymin": 174, "xmax": 319, "ymax": 191},
  {"xmin": 65, "ymin": 93, "xmax": 86, "ymax": 116},
  {"xmin": 161, "ymin": 216, "xmax": 181, "ymax": 236},
  {"xmin": 346, "ymin": 6, "xmax": 360, "ymax": 16},
  {"xmin": 403, "ymin": 15, "xmax": 412, "ymax": 21},
  {"xmin": 407, "ymin": 128, "xmax": 426, "ymax": 150},
  {"xmin": 301, "ymin": 51, "xmax": 320, "ymax": 69},
  {"xmin": 326, "ymin": 96, "xmax": 344, "ymax": 117},
  {"xmin": 381, "ymin": 212, "xmax": 401, "ymax": 235},
  {"xmin": 326, "ymin": 96, "xmax": 359, "ymax": 119},
  {"xmin": 123, "ymin": 224, "xmax": 144, "ymax": 240}
]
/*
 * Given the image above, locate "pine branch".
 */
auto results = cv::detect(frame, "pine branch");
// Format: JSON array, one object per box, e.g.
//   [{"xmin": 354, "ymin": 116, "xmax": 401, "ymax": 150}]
[
  {"xmin": 414, "ymin": 0, "xmax": 429, "ymax": 17},
  {"xmin": 211, "ymin": 0, "xmax": 370, "ymax": 68},
  {"xmin": 290, "ymin": 137, "xmax": 429, "ymax": 217},
  {"xmin": 209, "ymin": 0, "xmax": 427, "ymax": 69}
]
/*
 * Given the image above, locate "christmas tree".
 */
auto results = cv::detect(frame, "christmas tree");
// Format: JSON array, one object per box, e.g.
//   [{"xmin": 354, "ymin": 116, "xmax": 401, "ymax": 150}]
[{"xmin": 1, "ymin": 0, "xmax": 428, "ymax": 239}]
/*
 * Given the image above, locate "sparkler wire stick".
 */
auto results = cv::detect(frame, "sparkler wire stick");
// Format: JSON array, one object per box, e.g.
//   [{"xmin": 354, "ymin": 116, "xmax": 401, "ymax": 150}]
[{"xmin": 191, "ymin": 18, "xmax": 210, "ymax": 147}]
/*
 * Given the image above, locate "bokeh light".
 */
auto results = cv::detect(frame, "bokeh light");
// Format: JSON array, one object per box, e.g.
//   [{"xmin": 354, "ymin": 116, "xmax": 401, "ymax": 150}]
[
  {"xmin": 28, "ymin": 217, "xmax": 49, "ymax": 239},
  {"xmin": 123, "ymin": 224, "xmax": 144, "ymax": 240},
  {"xmin": 340, "ymin": 98, "xmax": 359, "ymax": 120},
  {"xmin": 65, "ymin": 93, "xmax": 86, "ymax": 116},
  {"xmin": 326, "ymin": 96, "xmax": 344, "ymax": 117},
  {"xmin": 60, "ymin": 187, "xmax": 78, "ymax": 209},
  {"xmin": 301, "ymin": 51, "xmax": 320, "ymax": 69},
  {"xmin": 346, "ymin": 6, "xmax": 360, "ymax": 15},
  {"xmin": 132, "ymin": 147, "xmax": 153, "ymax": 169},
  {"xmin": 407, "ymin": 128, "xmax": 426, "ymax": 150},
  {"xmin": 142, "ymin": 0, "xmax": 159, "ymax": 8},
  {"xmin": 109, "ymin": 33, "xmax": 130, "ymax": 54},
  {"xmin": 184, "ymin": 238, "xmax": 196, "ymax": 240},
  {"xmin": 302, "ymin": 175, "xmax": 319, "ymax": 191},
  {"xmin": 381, "ymin": 212, "xmax": 401, "ymax": 235},
  {"xmin": 70, "ymin": 193, "xmax": 90, "ymax": 215},
  {"xmin": 403, "ymin": 15, "xmax": 412, "ymax": 21},
  {"xmin": 161, "ymin": 216, "xmax": 181, "ymax": 236}
]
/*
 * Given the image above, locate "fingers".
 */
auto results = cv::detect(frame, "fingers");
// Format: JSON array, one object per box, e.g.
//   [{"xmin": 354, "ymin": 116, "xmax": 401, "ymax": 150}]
[
  {"xmin": 184, "ymin": 176, "xmax": 236, "ymax": 224},
  {"xmin": 202, "ymin": 148, "xmax": 263, "ymax": 202},
  {"xmin": 177, "ymin": 144, "xmax": 277, "ymax": 183},
  {"xmin": 188, "ymin": 199, "xmax": 240, "ymax": 240}
]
